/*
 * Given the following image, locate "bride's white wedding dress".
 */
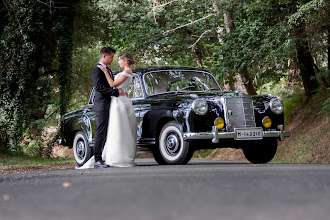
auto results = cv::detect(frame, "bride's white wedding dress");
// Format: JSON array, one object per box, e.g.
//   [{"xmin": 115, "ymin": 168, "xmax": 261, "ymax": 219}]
[{"xmin": 78, "ymin": 71, "xmax": 137, "ymax": 169}]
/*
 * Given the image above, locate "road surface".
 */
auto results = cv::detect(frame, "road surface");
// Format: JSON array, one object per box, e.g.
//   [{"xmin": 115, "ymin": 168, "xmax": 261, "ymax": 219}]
[{"xmin": 1, "ymin": 159, "xmax": 330, "ymax": 220}]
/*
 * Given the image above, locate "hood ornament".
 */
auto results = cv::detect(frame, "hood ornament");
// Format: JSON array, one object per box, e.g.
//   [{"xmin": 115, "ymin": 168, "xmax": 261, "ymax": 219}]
[{"xmin": 235, "ymin": 90, "xmax": 242, "ymax": 96}]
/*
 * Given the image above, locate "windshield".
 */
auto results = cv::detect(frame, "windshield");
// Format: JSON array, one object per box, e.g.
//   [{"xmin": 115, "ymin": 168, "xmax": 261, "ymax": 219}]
[{"xmin": 144, "ymin": 70, "xmax": 221, "ymax": 96}]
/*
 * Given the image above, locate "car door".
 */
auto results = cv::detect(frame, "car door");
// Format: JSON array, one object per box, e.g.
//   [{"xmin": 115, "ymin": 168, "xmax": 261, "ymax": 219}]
[
  {"xmin": 128, "ymin": 74, "xmax": 143, "ymax": 139},
  {"xmin": 85, "ymin": 88, "xmax": 97, "ymax": 144}
]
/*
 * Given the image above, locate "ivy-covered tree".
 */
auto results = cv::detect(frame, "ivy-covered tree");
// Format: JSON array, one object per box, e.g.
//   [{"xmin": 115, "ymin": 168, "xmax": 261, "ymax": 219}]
[{"xmin": 0, "ymin": 0, "xmax": 78, "ymax": 152}]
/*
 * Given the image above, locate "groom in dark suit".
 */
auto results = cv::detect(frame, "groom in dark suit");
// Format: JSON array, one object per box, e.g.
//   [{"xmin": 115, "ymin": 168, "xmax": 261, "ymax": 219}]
[{"xmin": 92, "ymin": 46, "xmax": 124, "ymax": 168}]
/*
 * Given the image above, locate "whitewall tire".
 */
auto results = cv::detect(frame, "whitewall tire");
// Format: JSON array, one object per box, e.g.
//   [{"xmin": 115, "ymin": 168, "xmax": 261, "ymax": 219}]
[
  {"xmin": 154, "ymin": 121, "xmax": 191, "ymax": 165},
  {"xmin": 73, "ymin": 131, "xmax": 92, "ymax": 167}
]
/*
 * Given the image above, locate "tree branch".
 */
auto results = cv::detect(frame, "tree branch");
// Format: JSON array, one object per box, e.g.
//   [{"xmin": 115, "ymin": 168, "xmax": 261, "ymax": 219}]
[
  {"xmin": 45, "ymin": 106, "xmax": 60, "ymax": 121},
  {"xmin": 36, "ymin": 0, "xmax": 69, "ymax": 10},
  {"xmin": 189, "ymin": 30, "xmax": 212, "ymax": 49},
  {"xmin": 164, "ymin": 14, "xmax": 215, "ymax": 34},
  {"xmin": 153, "ymin": 0, "xmax": 180, "ymax": 9},
  {"xmin": 149, "ymin": 0, "xmax": 181, "ymax": 25}
]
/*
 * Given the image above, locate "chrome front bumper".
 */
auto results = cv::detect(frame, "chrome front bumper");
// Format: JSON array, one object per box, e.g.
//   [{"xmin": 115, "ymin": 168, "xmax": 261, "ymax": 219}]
[{"xmin": 183, "ymin": 125, "xmax": 291, "ymax": 143}]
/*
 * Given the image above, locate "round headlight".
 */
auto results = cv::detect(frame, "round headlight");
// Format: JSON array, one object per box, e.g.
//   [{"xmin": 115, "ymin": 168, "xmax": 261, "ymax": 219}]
[
  {"xmin": 192, "ymin": 99, "xmax": 208, "ymax": 115},
  {"xmin": 270, "ymin": 98, "xmax": 284, "ymax": 114}
]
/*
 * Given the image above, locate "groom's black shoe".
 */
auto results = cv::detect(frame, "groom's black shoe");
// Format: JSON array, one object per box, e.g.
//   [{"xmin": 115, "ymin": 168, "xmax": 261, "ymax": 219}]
[{"xmin": 94, "ymin": 160, "xmax": 110, "ymax": 168}]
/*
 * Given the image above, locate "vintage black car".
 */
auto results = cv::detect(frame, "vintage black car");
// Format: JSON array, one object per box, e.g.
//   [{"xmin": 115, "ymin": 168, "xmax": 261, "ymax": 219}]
[{"xmin": 58, "ymin": 66, "xmax": 290, "ymax": 166}]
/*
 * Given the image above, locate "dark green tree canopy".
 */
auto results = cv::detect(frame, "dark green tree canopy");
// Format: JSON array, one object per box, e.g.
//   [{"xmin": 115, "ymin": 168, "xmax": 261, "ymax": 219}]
[{"xmin": 0, "ymin": 0, "xmax": 329, "ymax": 153}]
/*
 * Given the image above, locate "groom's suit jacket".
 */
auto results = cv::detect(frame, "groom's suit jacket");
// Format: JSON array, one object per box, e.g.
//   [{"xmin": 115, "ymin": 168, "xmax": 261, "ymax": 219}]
[{"xmin": 92, "ymin": 64, "xmax": 119, "ymax": 112}]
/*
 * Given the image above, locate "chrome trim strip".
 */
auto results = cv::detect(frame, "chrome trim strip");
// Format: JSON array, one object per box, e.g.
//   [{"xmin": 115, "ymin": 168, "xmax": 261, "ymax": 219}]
[
  {"xmin": 137, "ymin": 142, "xmax": 156, "ymax": 145},
  {"xmin": 137, "ymin": 138, "xmax": 156, "ymax": 145},
  {"xmin": 221, "ymin": 97, "xmax": 229, "ymax": 128},
  {"xmin": 183, "ymin": 126, "xmax": 291, "ymax": 143}
]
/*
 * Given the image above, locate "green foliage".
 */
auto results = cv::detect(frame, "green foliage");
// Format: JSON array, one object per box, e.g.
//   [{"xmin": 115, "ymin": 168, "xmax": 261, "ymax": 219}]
[
  {"xmin": 193, "ymin": 149, "xmax": 214, "ymax": 159},
  {"xmin": 0, "ymin": 0, "xmax": 329, "ymax": 156},
  {"xmin": 318, "ymin": 88, "xmax": 330, "ymax": 116},
  {"xmin": 316, "ymin": 69, "xmax": 330, "ymax": 88},
  {"xmin": 320, "ymin": 96, "xmax": 330, "ymax": 116},
  {"xmin": 69, "ymin": 0, "xmax": 328, "ymax": 104},
  {"xmin": 257, "ymin": 74, "xmax": 303, "ymax": 100},
  {"xmin": 22, "ymin": 138, "xmax": 44, "ymax": 157},
  {"xmin": 0, "ymin": 0, "xmax": 78, "ymax": 153},
  {"xmin": 283, "ymin": 93, "xmax": 306, "ymax": 124},
  {"xmin": 70, "ymin": 45, "xmax": 100, "ymax": 109},
  {"xmin": 0, "ymin": 154, "xmax": 74, "ymax": 167},
  {"xmin": 283, "ymin": 88, "xmax": 329, "ymax": 126}
]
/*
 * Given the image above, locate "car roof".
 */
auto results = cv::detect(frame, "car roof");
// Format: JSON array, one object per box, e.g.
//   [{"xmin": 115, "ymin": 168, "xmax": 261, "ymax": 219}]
[{"xmin": 113, "ymin": 66, "xmax": 208, "ymax": 75}]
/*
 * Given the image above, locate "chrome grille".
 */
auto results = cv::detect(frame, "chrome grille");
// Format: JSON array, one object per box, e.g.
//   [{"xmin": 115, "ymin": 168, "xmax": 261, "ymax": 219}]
[{"xmin": 225, "ymin": 97, "xmax": 256, "ymax": 128}]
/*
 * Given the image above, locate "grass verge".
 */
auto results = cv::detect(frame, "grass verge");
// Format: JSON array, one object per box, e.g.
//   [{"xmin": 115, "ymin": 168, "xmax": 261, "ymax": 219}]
[
  {"xmin": 0, "ymin": 154, "xmax": 74, "ymax": 167},
  {"xmin": 274, "ymin": 89, "xmax": 330, "ymax": 163}
]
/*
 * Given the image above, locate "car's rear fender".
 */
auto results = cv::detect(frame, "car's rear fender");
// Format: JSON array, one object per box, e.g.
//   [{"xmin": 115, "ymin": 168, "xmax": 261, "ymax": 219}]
[{"xmin": 63, "ymin": 114, "xmax": 93, "ymax": 147}]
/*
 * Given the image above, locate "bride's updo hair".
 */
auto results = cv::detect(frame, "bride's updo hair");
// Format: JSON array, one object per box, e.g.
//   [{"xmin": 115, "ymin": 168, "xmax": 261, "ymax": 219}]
[{"xmin": 118, "ymin": 51, "xmax": 135, "ymax": 65}]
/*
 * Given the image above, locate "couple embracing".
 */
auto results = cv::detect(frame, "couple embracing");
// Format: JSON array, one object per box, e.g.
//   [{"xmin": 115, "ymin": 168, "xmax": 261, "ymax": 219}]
[{"xmin": 79, "ymin": 47, "xmax": 137, "ymax": 169}]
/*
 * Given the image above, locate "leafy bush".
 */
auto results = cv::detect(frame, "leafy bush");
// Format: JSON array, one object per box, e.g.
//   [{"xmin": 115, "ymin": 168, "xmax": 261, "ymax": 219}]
[{"xmin": 283, "ymin": 93, "xmax": 306, "ymax": 124}]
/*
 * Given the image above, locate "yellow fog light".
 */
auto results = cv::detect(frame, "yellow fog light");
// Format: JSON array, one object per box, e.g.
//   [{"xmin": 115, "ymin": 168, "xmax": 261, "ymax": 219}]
[
  {"xmin": 214, "ymin": 118, "xmax": 225, "ymax": 129},
  {"xmin": 262, "ymin": 116, "xmax": 272, "ymax": 128}
]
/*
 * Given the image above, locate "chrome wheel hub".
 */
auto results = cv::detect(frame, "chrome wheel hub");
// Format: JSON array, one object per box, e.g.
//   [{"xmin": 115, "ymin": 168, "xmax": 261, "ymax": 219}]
[
  {"xmin": 165, "ymin": 133, "xmax": 180, "ymax": 156},
  {"xmin": 76, "ymin": 140, "xmax": 85, "ymax": 160}
]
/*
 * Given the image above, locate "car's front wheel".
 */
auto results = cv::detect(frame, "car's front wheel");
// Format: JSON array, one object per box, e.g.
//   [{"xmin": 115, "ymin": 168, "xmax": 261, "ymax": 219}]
[
  {"xmin": 153, "ymin": 121, "xmax": 191, "ymax": 165},
  {"xmin": 73, "ymin": 131, "xmax": 92, "ymax": 167},
  {"xmin": 242, "ymin": 138, "xmax": 278, "ymax": 164}
]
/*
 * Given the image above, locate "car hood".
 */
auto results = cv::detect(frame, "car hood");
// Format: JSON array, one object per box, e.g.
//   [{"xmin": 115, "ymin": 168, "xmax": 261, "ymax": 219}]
[
  {"xmin": 148, "ymin": 91, "xmax": 253, "ymax": 101},
  {"xmin": 146, "ymin": 91, "xmax": 273, "ymax": 111}
]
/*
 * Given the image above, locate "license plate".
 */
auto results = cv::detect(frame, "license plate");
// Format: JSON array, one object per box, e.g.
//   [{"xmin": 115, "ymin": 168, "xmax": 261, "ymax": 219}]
[{"xmin": 235, "ymin": 128, "xmax": 263, "ymax": 140}]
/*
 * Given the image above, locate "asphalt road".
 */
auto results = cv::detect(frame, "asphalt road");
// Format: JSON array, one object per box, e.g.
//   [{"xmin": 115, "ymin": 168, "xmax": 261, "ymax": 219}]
[{"xmin": 1, "ymin": 159, "xmax": 330, "ymax": 220}]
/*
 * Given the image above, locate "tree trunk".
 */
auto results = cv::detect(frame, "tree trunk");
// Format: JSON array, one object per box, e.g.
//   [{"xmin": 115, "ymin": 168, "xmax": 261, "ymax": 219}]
[
  {"xmin": 240, "ymin": 66, "xmax": 257, "ymax": 95},
  {"xmin": 192, "ymin": 47, "xmax": 204, "ymax": 68},
  {"xmin": 58, "ymin": 2, "xmax": 76, "ymax": 116},
  {"xmin": 321, "ymin": 26, "xmax": 330, "ymax": 88},
  {"xmin": 224, "ymin": 11, "xmax": 236, "ymax": 33},
  {"xmin": 328, "ymin": 26, "xmax": 330, "ymax": 73},
  {"xmin": 292, "ymin": 22, "xmax": 319, "ymax": 97},
  {"xmin": 224, "ymin": 9, "xmax": 256, "ymax": 95}
]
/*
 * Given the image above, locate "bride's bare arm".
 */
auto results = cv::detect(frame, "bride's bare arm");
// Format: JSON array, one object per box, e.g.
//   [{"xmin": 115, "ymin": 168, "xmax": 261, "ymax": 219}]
[{"xmin": 98, "ymin": 65, "xmax": 128, "ymax": 87}]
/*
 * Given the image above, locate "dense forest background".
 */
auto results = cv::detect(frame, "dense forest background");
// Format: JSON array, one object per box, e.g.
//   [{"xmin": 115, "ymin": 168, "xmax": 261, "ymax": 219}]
[{"xmin": 0, "ymin": 0, "xmax": 329, "ymax": 155}]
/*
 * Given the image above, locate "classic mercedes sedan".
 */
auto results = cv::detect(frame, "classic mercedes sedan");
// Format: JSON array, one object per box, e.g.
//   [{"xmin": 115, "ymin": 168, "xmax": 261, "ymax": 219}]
[{"xmin": 58, "ymin": 66, "xmax": 290, "ymax": 166}]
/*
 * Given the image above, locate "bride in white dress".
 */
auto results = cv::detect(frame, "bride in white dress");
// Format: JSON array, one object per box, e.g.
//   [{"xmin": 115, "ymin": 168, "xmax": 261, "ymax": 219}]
[{"xmin": 78, "ymin": 52, "xmax": 137, "ymax": 169}]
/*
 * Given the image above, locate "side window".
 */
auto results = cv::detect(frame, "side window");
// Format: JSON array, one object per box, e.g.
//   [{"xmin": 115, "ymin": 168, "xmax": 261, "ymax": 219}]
[
  {"xmin": 127, "ymin": 76, "xmax": 142, "ymax": 98},
  {"xmin": 134, "ymin": 77, "xmax": 142, "ymax": 98}
]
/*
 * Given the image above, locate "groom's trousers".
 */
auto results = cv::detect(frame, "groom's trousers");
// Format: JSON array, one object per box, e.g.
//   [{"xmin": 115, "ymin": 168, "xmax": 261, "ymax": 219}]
[{"xmin": 94, "ymin": 108, "xmax": 110, "ymax": 162}]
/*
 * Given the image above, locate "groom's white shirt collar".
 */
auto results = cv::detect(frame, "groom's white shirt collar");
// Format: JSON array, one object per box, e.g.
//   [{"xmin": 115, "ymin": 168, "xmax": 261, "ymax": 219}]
[{"xmin": 99, "ymin": 62, "xmax": 107, "ymax": 68}]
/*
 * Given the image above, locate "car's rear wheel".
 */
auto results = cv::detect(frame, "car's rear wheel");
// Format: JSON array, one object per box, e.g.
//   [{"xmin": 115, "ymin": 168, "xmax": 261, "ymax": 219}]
[
  {"xmin": 242, "ymin": 138, "xmax": 278, "ymax": 164},
  {"xmin": 153, "ymin": 121, "xmax": 191, "ymax": 165},
  {"xmin": 73, "ymin": 131, "xmax": 92, "ymax": 167}
]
